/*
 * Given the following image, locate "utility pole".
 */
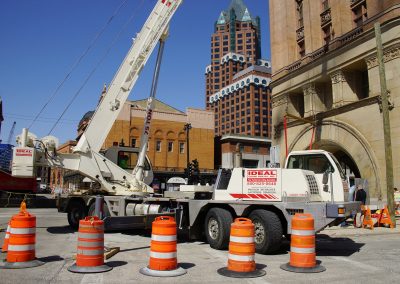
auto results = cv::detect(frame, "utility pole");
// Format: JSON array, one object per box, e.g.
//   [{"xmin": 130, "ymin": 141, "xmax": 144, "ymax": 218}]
[
  {"xmin": 184, "ymin": 123, "xmax": 192, "ymax": 182},
  {"xmin": 374, "ymin": 23, "xmax": 395, "ymax": 227}
]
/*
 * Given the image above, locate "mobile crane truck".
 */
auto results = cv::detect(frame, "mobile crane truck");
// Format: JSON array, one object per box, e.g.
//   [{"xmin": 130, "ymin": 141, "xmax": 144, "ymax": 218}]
[{"xmin": 11, "ymin": 0, "xmax": 360, "ymax": 254}]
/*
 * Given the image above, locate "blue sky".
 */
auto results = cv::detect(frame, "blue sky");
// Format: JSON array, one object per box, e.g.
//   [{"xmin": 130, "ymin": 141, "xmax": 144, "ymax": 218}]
[{"xmin": 0, "ymin": 0, "xmax": 270, "ymax": 145}]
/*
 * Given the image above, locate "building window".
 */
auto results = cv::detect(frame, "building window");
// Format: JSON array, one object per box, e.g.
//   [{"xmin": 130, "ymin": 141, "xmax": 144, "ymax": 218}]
[
  {"xmin": 168, "ymin": 141, "xmax": 173, "ymax": 152},
  {"xmin": 296, "ymin": 0, "xmax": 304, "ymax": 28},
  {"xmin": 156, "ymin": 141, "xmax": 161, "ymax": 152},
  {"xmin": 131, "ymin": 138, "xmax": 136, "ymax": 147},
  {"xmin": 351, "ymin": 0, "xmax": 367, "ymax": 27}
]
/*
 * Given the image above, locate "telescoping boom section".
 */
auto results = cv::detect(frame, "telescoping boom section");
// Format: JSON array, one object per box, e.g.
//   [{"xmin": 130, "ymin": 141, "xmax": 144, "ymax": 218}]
[
  {"xmin": 75, "ymin": 0, "xmax": 183, "ymax": 154},
  {"xmin": 12, "ymin": 0, "xmax": 183, "ymax": 195}
]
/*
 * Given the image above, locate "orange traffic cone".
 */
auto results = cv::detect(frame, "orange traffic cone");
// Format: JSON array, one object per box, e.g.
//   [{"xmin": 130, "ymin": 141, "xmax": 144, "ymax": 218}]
[
  {"xmin": 218, "ymin": 218, "xmax": 266, "ymax": 278},
  {"xmin": 68, "ymin": 216, "xmax": 112, "ymax": 273},
  {"xmin": 1, "ymin": 222, "xmax": 10, "ymax": 253},
  {"xmin": 362, "ymin": 206, "xmax": 374, "ymax": 230},
  {"xmin": 0, "ymin": 202, "xmax": 44, "ymax": 269},
  {"xmin": 281, "ymin": 213, "xmax": 325, "ymax": 273},
  {"xmin": 140, "ymin": 216, "xmax": 186, "ymax": 277},
  {"xmin": 378, "ymin": 206, "xmax": 394, "ymax": 228}
]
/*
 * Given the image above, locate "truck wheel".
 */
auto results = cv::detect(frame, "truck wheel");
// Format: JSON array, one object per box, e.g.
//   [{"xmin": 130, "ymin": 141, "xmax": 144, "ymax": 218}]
[
  {"xmin": 88, "ymin": 201, "xmax": 110, "ymax": 219},
  {"xmin": 249, "ymin": 209, "xmax": 283, "ymax": 254},
  {"xmin": 67, "ymin": 201, "xmax": 87, "ymax": 229},
  {"xmin": 204, "ymin": 207, "xmax": 232, "ymax": 250}
]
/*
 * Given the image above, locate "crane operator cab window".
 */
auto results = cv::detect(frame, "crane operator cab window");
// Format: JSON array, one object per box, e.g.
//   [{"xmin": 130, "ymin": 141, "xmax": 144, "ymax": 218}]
[
  {"xmin": 117, "ymin": 151, "xmax": 150, "ymax": 170},
  {"xmin": 287, "ymin": 154, "xmax": 332, "ymax": 174}
]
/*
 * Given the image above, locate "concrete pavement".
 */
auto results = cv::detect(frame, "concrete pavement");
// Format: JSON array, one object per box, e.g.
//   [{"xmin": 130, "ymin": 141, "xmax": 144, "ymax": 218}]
[{"xmin": 0, "ymin": 208, "xmax": 399, "ymax": 284}]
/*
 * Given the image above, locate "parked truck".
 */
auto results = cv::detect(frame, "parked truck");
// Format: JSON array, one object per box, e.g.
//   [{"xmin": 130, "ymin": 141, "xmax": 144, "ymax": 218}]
[{"xmin": 11, "ymin": 0, "xmax": 359, "ymax": 254}]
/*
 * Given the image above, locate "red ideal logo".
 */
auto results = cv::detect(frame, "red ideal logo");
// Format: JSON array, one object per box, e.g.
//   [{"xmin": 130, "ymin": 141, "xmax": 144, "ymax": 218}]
[
  {"xmin": 16, "ymin": 148, "xmax": 33, "ymax": 156},
  {"xmin": 247, "ymin": 170, "xmax": 277, "ymax": 177}
]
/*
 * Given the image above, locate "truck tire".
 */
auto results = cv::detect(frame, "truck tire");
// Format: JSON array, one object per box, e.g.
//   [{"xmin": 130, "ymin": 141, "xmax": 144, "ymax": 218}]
[
  {"xmin": 249, "ymin": 209, "xmax": 283, "ymax": 254},
  {"xmin": 67, "ymin": 201, "xmax": 87, "ymax": 229},
  {"xmin": 204, "ymin": 207, "xmax": 232, "ymax": 250},
  {"xmin": 88, "ymin": 201, "xmax": 110, "ymax": 219}
]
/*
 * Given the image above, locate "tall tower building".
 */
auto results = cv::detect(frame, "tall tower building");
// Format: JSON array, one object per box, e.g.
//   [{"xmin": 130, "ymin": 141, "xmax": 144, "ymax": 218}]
[{"xmin": 205, "ymin": 0, "xmax": 272, "ymax": 138}]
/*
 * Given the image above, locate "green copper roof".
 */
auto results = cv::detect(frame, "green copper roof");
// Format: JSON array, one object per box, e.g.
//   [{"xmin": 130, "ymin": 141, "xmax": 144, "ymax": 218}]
[
  {"xmin": 216, "ymin": 0, "xmax": 257, "ymax": 25},
  {"xmin": 217, "ymin": 12, "xmax": 226, "ymax": 24},
  {"xmin": 228, "ymin": 0, "xmax": 248, "ymax": 21}
]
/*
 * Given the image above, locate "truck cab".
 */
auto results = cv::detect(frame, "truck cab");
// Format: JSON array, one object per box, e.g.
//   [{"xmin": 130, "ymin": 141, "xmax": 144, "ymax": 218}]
[{"xmin": 285, "ymin": 150, "xmax": 349, "ymax": 202}]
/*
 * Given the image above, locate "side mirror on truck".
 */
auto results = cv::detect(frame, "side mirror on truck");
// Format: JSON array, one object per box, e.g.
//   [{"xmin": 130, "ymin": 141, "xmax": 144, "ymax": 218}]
[{"xmin": 322, "ymin": 170, "xmax": 329, "ymax": 192}]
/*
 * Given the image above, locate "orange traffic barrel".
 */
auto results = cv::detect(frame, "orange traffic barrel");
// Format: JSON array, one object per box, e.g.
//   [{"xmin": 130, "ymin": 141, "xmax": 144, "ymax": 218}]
[
  {"xmin": 218, "ymin": 218, "xmax": 265, "ymax": 278},
  {"xmin": 1, "ymin": 222, "xmax": 10, "ymax": 253},
  {"xmin": 0, "ymin": 202, "xmax": 44, "ymax": 269},
  {"xmin": 68, "ymin": 216, "xmax": 112, "ymax": 273},
  {"xmin": 281, "ymin": 213, "xmax": 325, "ymax": 273},
  {"xmin": 140, "ymin": 216, "xmax": 186, "ymax": 277}
]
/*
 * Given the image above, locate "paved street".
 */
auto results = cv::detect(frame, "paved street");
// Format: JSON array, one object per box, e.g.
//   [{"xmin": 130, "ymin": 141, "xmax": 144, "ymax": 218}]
[{"xmin": 0, "ymin": 208, "xmax": 399, "ymax": 284}]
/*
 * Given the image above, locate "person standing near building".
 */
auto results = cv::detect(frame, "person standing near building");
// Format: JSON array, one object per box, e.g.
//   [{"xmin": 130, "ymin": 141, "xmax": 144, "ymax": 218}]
[{"xmin": 355, "ymin": 184, "xmax": 367, "ymax": 205}]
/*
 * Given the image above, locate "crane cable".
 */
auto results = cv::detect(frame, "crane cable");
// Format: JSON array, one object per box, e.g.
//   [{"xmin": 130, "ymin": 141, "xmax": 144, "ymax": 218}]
[
  {"xmin": 28, "ymin": 0, "xmax": 129, "ymax": 130},
  {"xmin": 48, "ymin": 0, "xmax": 147, "ymax": 135}
]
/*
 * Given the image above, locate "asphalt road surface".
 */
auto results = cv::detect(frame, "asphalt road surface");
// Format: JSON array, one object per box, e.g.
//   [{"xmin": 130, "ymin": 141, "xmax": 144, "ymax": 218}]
[{"xmin": 0, "ymin": 208, "xmax": 399, "ymax": 284}]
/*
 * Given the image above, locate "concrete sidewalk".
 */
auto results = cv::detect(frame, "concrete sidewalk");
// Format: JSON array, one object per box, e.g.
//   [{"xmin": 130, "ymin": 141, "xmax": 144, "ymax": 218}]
[{"xmin": 322, "ymin": 219, "xmax": 400, "ymax": 237}]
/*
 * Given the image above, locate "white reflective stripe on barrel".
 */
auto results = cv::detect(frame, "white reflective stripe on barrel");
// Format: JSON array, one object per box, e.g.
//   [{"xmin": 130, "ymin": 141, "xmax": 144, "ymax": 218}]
[
  {"xmin": 151, "ymin": 234, "xmax": 177, "ymax": 242},
  {"xmin": 78, "ymin": 241, "xmax": 104, "ymax": 248},
  {"xmin": 10, "ymin": 227, "xmax": 36, "ymax": 234},
  {"xmin": 291, "ymin": 229, "xmax": 314, "ymax": 236},
  {"xmin": 229, "ymin": 236, "xmax": 255, "ymax": 243},
  {"xmin": 78, "ymin": 233, "xmax": 104, "ymax": 239},
  {"xmin": 77, "ymin": 249, "xmax": 104, "ymax": 256},
  {"xmin": 228, "ymin": 253, "xmax": 255, "ymax": 262},
  {"xmin": 79, "ymin": 225, "xmax": 104, "ymax": 231},
  {"xmin": 8, "ymin": 244, "xmax": 35, "ymax": 251},
  {"xmin": 290, "ymin": 246, "xmax": 315, "ymax": 254},
  {"xmin": 150, "ymin": 251, "xmax": 177, "ymax": 259}
]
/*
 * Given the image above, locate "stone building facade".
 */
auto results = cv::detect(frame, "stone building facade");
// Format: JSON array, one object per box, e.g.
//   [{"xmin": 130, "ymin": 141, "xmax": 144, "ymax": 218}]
[
  {"xmin": 206, "ymin": 0, "xmax": 273, "ymax": 138},
  {"xmin": 269, "ymin": 0, "xmax": 400, "ymax": 202}
]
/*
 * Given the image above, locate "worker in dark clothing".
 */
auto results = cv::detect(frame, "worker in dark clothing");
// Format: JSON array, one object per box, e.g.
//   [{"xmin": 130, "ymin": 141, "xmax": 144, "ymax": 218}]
[{"xmin": 355, "ymin": 185, "xmax": 367, "ymax": 205}]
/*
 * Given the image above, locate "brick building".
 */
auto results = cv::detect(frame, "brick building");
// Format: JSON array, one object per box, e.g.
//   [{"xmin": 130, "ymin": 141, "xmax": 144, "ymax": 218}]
[
  {"xmin": 205, "ymin": 0, "xmax": 273, "ymax": 139},
  {"xmin": 269, "ymin": 0, "xmax": 400, "ymax": 202},
  {"xmin": 104, "ymin": 99, "xmax": 215, "ymax": 186}
]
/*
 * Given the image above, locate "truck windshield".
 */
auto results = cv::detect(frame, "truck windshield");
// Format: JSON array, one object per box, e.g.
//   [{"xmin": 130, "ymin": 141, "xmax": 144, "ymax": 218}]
[
  {"xmin": 329, "ymin": 153, "xmax": 346, "ymax": 180},
  {"xmin": 287, "ymin": 154, "xmax": 333, "ymax": 174},
  {"xmin": 117, "ymin": 151, "xmax": 150, "ymax": 170}
]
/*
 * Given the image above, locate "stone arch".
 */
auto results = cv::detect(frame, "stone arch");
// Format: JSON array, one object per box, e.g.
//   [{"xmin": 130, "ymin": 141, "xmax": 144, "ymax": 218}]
[
  {"xmin": 154, "ymin": 130, "xmax": 164, "ymax": 139},
  {"xmin": 130, "ymin": 127, "xmax": 140, "ymax": 136},
  {"xmin": 289, "ymin": 119, "xmax": 381, "ymax": 200},
  {"xmin": 166, "ymin": 131, "xmax": 176, "ymax": 140},
  {"xmin": 178, "ymin": 132, "xmax": 186, "ymax": 140}
]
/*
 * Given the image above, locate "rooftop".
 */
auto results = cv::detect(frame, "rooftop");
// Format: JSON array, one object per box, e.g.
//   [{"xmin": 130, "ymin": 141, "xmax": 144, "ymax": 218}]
[{"xmin": 216, "ymin": 0, "xmax": 258, "ymax": 26}]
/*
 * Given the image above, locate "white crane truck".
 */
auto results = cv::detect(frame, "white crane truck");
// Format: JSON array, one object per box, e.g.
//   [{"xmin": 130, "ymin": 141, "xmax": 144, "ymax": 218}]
[{"xmin": 11, "ymin": 0, "xmax": 359, "ymax": 254}]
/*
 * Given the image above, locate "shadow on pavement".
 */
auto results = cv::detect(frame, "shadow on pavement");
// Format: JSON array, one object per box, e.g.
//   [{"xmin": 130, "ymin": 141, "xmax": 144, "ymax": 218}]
[
  {"xmin": 46, "ymin": 226, "xmax": 75, "ymax": 234},
  {"xmin": 106, "ymin": 260, "xmax": 128, "ymax": 268},
  {"xmin": 315, "ymin": 234, "xmax": 365, "ymax": 256},
  {"xmin": 38, "ymin": 255, "xmax": 64, "ymax": 262}
]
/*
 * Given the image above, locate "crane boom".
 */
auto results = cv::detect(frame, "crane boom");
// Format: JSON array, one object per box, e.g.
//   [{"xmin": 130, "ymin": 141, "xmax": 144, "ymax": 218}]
[
  {"xmin": 7, "ymin": 121, "xmax": 16, "ymax": 145},
  {"xmin": 75, "ymin": 0, "xmax": 183, "ymax": 154},
  {"xmin": 12, "ymin": 0, "xmax": 183, "ymax": 195}
]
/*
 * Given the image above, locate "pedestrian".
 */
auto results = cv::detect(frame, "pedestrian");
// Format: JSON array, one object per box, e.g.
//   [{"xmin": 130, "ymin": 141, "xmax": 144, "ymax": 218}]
[
  {"xmin": 353, "ymin": 184, "xmax": 367, "ymax": 228},
  {"xmin": 355, "ymin": 184, "xmax": 367, "ymax": 205}
]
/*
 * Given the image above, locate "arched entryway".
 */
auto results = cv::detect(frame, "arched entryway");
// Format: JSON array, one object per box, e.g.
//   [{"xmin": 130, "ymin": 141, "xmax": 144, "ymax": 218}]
[{"xmin": 288, "ymin": 119, "xmax": 381, "ymax": 200}]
